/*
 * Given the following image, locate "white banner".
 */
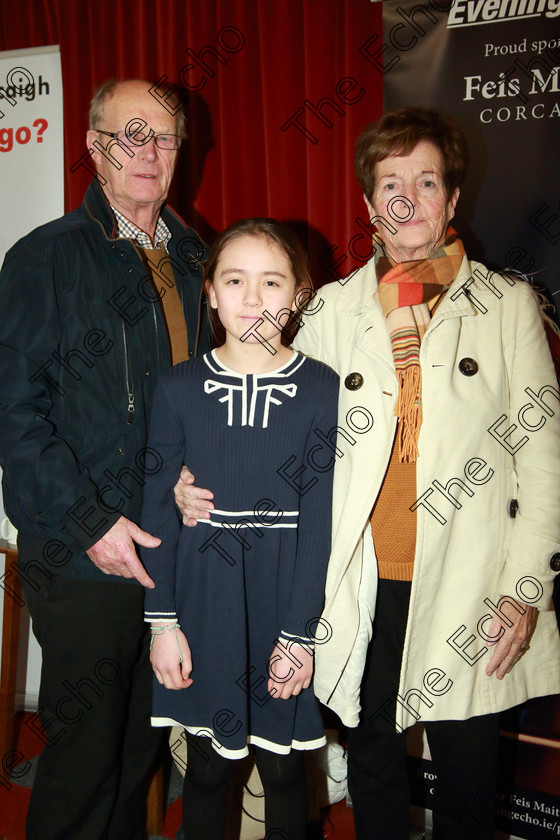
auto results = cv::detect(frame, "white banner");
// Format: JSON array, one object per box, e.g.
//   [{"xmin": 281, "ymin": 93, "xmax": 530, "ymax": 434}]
[
  {"xmin": 0, "ymin": 45, "xmax": 64, "ymax": 534},
  {"xmin": 0, "ymin": 45, "xmax": 64, "ymax": 264}
]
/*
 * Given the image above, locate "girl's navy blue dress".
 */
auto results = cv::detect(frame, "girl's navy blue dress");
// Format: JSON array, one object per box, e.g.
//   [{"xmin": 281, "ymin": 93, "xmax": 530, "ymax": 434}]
[{"xmin": 141, "ymin": 350, "xmax": 339, "ymax": 757}]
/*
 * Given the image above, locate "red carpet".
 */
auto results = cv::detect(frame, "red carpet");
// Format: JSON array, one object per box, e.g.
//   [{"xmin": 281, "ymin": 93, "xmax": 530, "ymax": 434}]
[{"xmin": 0, "ymin": 713, "xmax": 357, "ymax": 840}]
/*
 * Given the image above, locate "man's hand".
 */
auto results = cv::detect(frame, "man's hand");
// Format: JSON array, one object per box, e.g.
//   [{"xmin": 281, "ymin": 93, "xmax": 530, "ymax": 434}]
[
  {"xmin": 174, "ymin": 466, "xmax": 214, "ymax": 527},
  {"xmin": 86, "ymin": 515, "xmax": 160, "ymax": 588},
  {"xmin": 150, "ymin": 626, "xmax": 193, "ymax": 690},
  {"xmin": 485, "ymin": 597, "xmax": 538, "ymax": 680},
  {"xmin": 267, "ymin": 641, "xmax": 314, "ymax": 699}
]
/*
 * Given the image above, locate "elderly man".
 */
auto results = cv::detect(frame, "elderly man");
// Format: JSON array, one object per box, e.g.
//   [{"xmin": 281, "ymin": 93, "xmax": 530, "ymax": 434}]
[{"xmin": 0, "ymin": 79, "xmax": 210, "ymax": 839}]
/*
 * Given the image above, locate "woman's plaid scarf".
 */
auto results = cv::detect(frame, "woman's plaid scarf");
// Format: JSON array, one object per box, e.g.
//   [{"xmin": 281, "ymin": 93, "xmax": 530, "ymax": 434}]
[{"xmin": 374, "ymin": 229, "xmax": 465, "ymax": 462}]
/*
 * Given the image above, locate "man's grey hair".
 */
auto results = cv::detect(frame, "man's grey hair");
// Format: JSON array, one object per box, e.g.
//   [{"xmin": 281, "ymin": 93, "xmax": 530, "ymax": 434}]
[{"xmin": 89, "ymin": 79, "xmax": 186, "ymax": 139}]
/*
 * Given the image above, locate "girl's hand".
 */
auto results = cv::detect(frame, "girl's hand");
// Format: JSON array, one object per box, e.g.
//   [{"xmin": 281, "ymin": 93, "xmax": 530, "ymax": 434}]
[
  {"xmin": 150, "ymin": 626, "xmax": 193, "ymax": 690},
  {"xmin": 267, "ymin": 641, "xmax": 314, "ymax": 699}
]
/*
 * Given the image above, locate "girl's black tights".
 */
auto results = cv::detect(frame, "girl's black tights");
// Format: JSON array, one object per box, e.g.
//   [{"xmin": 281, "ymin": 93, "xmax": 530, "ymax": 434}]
[
  {"xmin": 255, "ymin": 745, "xmax": 307, "ymax": 840},
  {"xmin": 182, "ymin": 734, "xmax": 308, "ymax": 840}
]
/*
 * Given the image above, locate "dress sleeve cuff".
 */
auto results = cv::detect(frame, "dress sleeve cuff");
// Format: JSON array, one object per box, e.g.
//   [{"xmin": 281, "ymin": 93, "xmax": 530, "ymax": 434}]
[
  {"xmin": 278, "ymin": 630, "xmax": 315, "ymax": 649},
  {"xmin": 144, "ymin": 611, "xmax": 178, "ymax": 624}
]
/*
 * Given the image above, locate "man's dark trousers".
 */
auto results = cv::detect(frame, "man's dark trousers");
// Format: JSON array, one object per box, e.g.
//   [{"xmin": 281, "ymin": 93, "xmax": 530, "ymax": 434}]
[{"xmin": 19, "ymin": 540, "xmax": 164, "ymax": 840}]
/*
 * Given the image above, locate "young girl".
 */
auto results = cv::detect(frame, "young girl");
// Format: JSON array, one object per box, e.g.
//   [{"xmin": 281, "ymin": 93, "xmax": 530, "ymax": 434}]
[{"xmin": 141, "ymin": 219, "xmax": 339, "ymax": 840}]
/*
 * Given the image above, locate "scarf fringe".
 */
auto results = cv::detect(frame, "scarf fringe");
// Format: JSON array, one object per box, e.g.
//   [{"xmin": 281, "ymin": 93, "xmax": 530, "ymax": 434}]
[{"xmin": 395, "ymin": 367, "xmax": 422, "ymax": 463}]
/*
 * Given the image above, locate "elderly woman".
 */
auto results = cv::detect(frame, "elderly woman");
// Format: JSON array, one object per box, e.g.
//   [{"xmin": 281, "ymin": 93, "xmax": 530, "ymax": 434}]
[{"xmin": 176, "ymin": 108, "xmax": 560, "ymax": 840}]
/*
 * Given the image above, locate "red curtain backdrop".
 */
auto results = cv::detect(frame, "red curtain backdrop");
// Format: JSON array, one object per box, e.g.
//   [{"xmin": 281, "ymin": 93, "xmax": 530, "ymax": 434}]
[{"xmin": 0, "ymin": 0, "xmax": 383, "ymax": 287}]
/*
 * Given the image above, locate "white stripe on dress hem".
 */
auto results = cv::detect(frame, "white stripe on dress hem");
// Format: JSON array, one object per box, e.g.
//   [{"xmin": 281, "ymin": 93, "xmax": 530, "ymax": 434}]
[{"xmin": 150, "ymin": 717, "xmax": 326, "ymax": 758}]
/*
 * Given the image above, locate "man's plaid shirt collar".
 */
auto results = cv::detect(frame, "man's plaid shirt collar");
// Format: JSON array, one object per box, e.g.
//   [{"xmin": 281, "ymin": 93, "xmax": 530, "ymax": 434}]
[{"xmin": 111, "ymin": 206, "xmax": 172, "ymax": 250}]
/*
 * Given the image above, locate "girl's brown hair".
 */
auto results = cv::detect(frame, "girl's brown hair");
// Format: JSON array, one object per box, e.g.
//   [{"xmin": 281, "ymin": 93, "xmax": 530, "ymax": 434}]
[{"xmin": 203, "ymin": 218, "xmax": 310, "ymax": 347}]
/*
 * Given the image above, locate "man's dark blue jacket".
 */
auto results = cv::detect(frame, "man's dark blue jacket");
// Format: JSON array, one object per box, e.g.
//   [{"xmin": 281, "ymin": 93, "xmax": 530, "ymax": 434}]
[{"xmin": 0, "ymin": 179, "xmax": 211, "ymax": 580}]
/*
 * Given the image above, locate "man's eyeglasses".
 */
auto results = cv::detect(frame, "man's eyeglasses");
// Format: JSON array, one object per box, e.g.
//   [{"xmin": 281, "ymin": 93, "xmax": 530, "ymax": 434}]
[{"xmin": 96, "ymin": 130, "xmax": 182, "ymax": 150}]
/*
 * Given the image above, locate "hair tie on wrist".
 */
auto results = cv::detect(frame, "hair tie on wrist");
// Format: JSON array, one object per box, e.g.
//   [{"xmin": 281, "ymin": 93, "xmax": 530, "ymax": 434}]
[{"xmin": 150, "ymin": 623, "xmax": 183, "ymax": 663}]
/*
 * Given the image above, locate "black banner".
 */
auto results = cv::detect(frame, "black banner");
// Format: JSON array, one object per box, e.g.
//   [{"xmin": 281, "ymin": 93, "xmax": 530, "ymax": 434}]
[{"xmin": 380, "ymin": 0, "xmax": 560, "ymax": 309}]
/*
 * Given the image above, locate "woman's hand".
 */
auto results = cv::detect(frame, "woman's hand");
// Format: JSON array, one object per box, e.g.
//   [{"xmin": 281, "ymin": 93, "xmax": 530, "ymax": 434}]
[
  {"xmin": 173, "ymin": 466, "xmax": 214, "ymax": 526},
  {"xmin": 485, "ymin": 597, "xmax": 538, "ymax": 680},
  {"xmin": 150, "ymin": 626, "xmax": 193, "ymax": 689},
  {"xmin": 267, "ymin": 641, "xmax": 314, "ymax": 699}
]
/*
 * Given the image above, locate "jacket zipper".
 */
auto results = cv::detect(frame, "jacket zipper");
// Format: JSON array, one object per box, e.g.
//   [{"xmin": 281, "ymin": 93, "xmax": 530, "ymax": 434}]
[
  {"xmin": 191, "ymin": 246, "xmax": 207, "ymax": 355},
  {"xmin": 194, "ymin": 279, "xmax": 204, "ymax": 356},
  {"xmin": 178, "ymin": 279, "xmax": 191, "ymax": 357},
  {"xmin": 121, "ymin": 321, "xmax": 135, "ymax": 424},
  {"xmin": 180, "ymin": 244, "xmax": 206, "ymax": 357},
  {"xmin": 152, "ymin": 303, "xmax": 161, "ymax": 370}
]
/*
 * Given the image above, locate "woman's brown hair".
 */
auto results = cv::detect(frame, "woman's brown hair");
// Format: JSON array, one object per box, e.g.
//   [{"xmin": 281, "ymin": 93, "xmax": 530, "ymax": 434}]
[{"xmin": 354, "ymin": 106, "xmax": 468, "ymax": 202}]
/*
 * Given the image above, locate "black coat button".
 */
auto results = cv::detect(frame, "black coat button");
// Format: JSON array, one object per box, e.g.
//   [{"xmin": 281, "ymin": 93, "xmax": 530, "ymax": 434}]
[
  {"xmin": 550, "ymin": 553, "xmax": 560, "ymax": 572},
  {"xmin": 459, "ymin": 358, "xmax": 478, "ymax": 376},
  {"xmin": 345, "ymin": 372, "xmax": 363, "ymax": 390},
  {"xmin": 509, "ymin": 499, "xmax": 518, "ymax": 518}
]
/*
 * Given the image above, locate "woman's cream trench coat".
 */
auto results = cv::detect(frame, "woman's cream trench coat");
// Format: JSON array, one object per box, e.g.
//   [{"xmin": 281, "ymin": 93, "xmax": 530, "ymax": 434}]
[{"xmin": 293, "ymin": 254, "xmax": 560, "ymax": 731}]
